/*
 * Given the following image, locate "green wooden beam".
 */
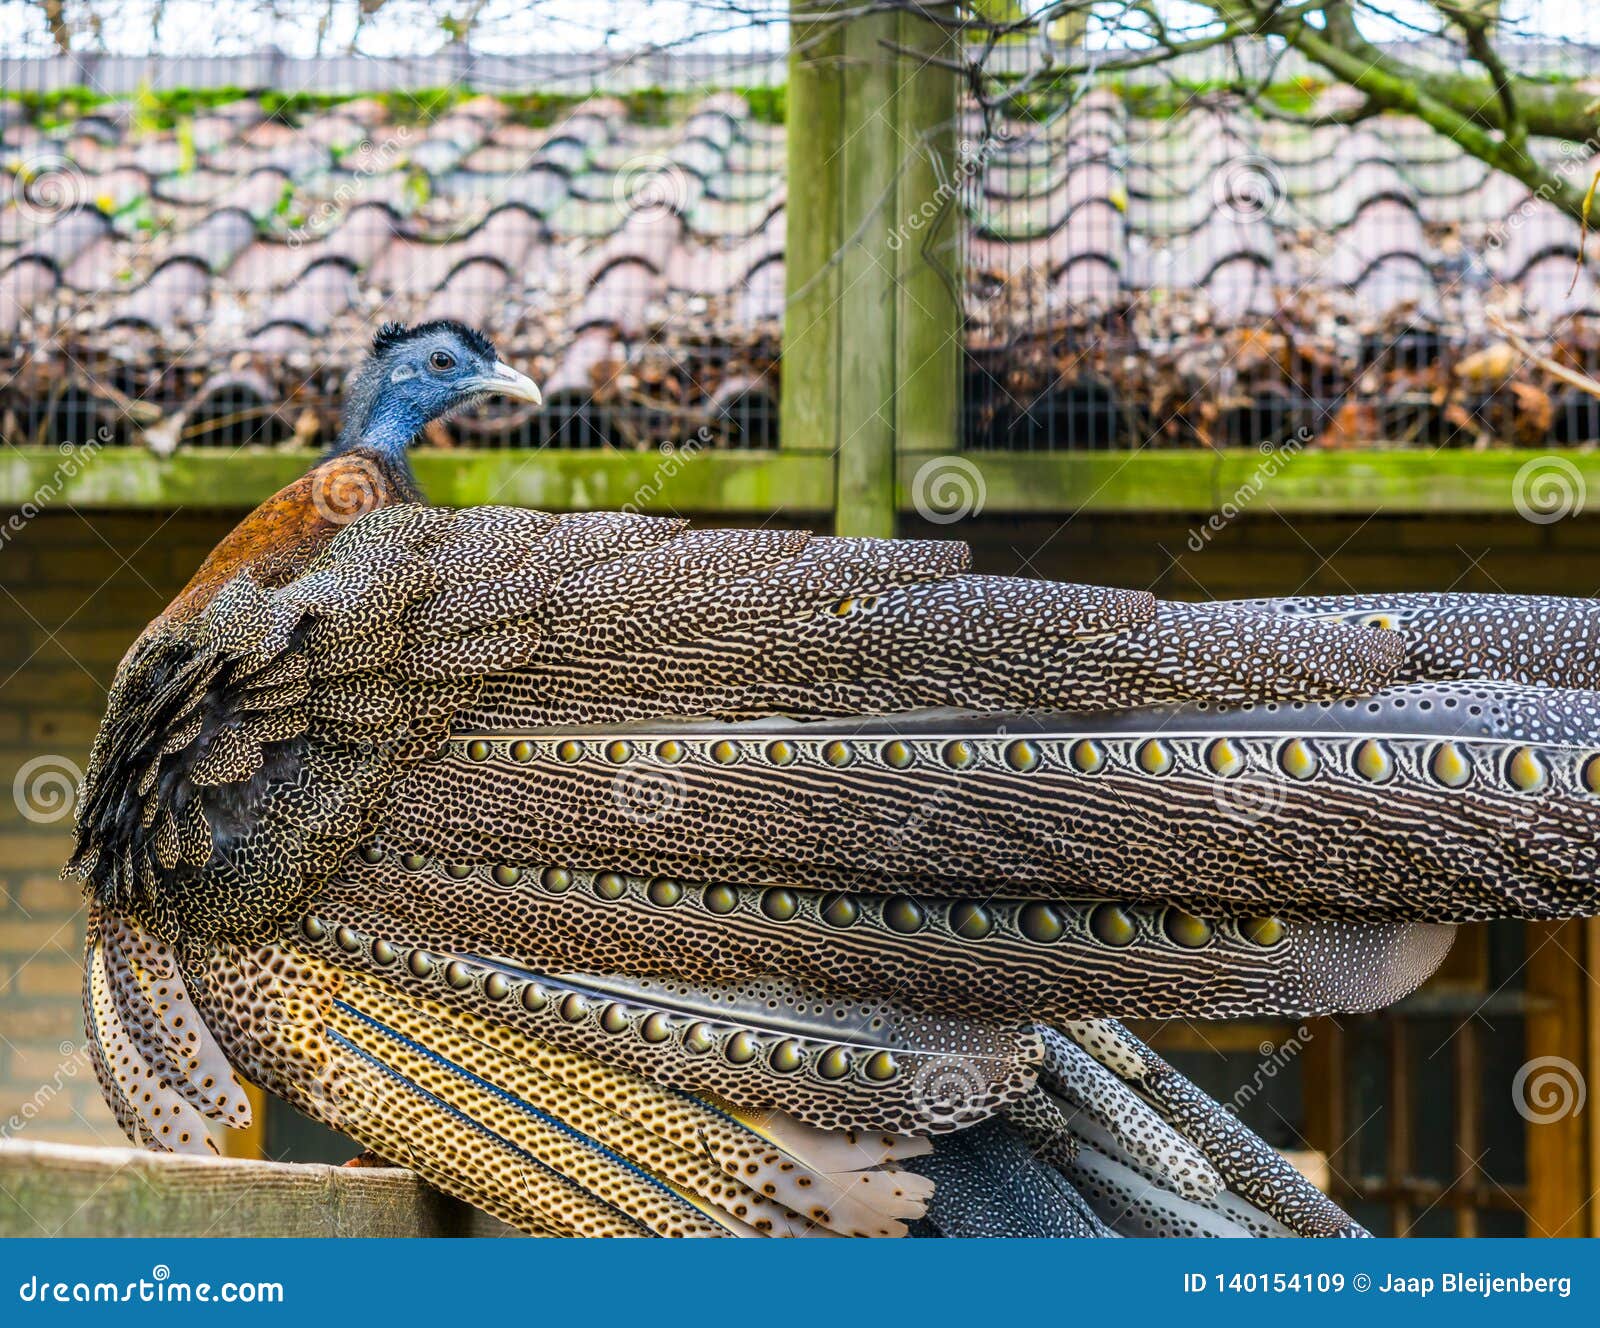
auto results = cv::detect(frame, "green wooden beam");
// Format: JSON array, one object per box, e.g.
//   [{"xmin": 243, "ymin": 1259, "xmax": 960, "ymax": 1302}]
[
  {"xmin": 896, "ymin": 449, "xmax": 1600, "ymax": 516},
  {"xmin": 0, "ymin": 447, "xmax": 835, "ymax": 514},
  {"xmin": 5, "ymin": 445, "xmax": 1595, "ymax": 517}
]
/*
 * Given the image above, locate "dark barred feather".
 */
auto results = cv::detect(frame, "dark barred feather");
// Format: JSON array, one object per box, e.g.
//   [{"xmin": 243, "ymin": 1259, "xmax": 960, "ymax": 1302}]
[{"xmin": 70, "ymin": 496, "xmax": 1600, "ymax": 1237}]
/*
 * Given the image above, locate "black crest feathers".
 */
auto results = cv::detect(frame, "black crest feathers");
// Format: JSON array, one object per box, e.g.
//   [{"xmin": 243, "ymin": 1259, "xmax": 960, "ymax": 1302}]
[{"xmin": 371, "ymin": 320, "xmax": 497, "ymax": 361}]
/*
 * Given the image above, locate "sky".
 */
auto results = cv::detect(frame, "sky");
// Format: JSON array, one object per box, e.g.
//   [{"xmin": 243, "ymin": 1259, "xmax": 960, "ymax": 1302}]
[{"xmin": 1, "ymin": 0, "xmax": 1599, "ymax": 61}]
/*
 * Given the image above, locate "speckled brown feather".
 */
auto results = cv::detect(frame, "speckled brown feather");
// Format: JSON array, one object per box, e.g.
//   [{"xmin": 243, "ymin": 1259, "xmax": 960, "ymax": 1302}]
[{"xmin": 70, "ymin": 478, "xmax": 1600, "ymax": 1238}]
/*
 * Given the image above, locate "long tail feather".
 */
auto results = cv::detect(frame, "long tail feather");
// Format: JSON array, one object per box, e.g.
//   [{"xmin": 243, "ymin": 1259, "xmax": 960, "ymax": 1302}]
[{"xmin": 382, "ymin": 681, "xmax": 1600, "ymax": 922}]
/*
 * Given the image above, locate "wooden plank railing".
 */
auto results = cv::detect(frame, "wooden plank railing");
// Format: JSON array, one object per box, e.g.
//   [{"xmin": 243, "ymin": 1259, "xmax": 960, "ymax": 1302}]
[{"xmin": 0, "ymin": 1142, "xmax": 520, "ymax": 1238}]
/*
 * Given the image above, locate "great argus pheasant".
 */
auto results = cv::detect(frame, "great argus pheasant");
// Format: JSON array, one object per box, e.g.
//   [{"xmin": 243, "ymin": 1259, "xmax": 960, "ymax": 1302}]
[{"xmin": 67, "ymin": 321, "xmax": 1600, "ymax": 1237}]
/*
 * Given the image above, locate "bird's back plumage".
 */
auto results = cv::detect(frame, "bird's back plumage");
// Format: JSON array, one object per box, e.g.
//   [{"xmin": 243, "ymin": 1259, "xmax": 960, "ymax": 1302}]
[{"xmin": 67, "ymin": 333, "xmax": 1600, "ymax": 1238}]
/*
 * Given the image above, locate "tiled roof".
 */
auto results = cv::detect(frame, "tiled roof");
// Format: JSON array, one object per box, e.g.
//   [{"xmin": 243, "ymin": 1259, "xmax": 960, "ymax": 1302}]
[{"xmin": 3, "ymin": 86, "xmax": 1598, "ymax": 453}]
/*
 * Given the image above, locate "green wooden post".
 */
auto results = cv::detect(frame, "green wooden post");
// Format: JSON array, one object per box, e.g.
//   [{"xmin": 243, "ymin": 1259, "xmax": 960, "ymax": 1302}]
[
  {"xmin": 891, "ymin": 4, "xmax": 961, "ymax": 459},
  {"xmin": 784, "ymin": 2, "xmax": 961, "ymax": 536}
]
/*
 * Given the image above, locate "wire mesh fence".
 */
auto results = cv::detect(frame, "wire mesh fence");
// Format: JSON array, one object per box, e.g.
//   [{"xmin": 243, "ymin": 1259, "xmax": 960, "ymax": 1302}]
[
  {"xmin": 4, "ymin": 3, "xmax": 1600, "ymax": 458},
  {"xmin": 958, "ymin": 19, "xmax": 1600, "ymax": 453},
  {"xmin": 0, "ymin": 6, "xmax": 788, "ymax": 454}
]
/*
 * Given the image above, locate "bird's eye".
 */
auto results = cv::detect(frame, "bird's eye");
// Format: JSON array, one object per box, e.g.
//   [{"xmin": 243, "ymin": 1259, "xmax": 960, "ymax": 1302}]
[{"xmin": 428, "ymin": 350, "xmax": 455, "ymax": 372}]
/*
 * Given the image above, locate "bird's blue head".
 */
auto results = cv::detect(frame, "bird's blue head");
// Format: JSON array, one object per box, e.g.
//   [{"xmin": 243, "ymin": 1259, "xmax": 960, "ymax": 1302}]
[{"xmin": 332, "ymin": 320, "xmax": 542, "ymax": 467}]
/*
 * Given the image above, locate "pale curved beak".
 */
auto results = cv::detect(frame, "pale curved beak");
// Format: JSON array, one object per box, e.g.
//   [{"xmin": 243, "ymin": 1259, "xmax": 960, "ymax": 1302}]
[{"xmin": 468, "ymin": 361, "xmax": 542, "ymax": 406}]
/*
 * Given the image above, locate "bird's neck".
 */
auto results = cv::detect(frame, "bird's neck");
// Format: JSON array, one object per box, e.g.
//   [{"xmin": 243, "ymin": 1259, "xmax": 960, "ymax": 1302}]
[{"xmin": 328, "ymin": 366, "xmax": 425, "ymax": 494}]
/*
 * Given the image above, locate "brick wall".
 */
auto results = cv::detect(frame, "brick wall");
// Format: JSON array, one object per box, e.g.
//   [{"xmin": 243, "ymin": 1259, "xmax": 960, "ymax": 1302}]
[
  {"xmin": 1, "ymin": 505, "xmax": 1594, "ymax": 1148},
  {"xmin": 0, "ymin": 511, "xmax": 234, "ymax": 1147}
]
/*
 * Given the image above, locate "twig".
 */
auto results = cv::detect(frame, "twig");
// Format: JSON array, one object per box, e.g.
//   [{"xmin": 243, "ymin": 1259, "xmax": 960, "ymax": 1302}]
[{"xmin": 1487, "ymin": 311, "xmax": 1600, "ymax": 402}]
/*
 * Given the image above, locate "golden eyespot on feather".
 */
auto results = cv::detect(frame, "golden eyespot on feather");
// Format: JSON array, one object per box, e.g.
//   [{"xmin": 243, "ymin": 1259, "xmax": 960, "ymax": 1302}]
[
  {"xmin": 1020, "ymin": 901, "xmax": 1065, "ymax": 944},
  {"xmin": 702, "ymin": 884, "xmax": 739, "ymax": 915},
  {"xmin": 1206, "ymin": 738, "xmax": 1244, "ymax": 778},
  {"xmin": 760, "ymin": 888, "xmax": 799, "ymax": 921},
  {"xmin": 769, "ymin": 1040, "xmax": 804, "ymax": 1073},
  {"xmin": 400, "ymin": 853, "xmax": 426, "ymax": 872},
  {"xmin": 491, "ymin": 864, "xmax": 521, "ymax": 887},
  {"xmin": 600, "ymin": 1003, "xmax": 631, "ymax": 1034},
  {"xmin": 1429, "ymin": 742, "xmax": 1472, "ymax": 788},
  {"xmin": 520, "ymin": 983, "xmax": 548, "ymax": 1013},
  {"xmin": 483, "ymin": 973, "xmax": 510, "ymax": 1000},
  {"xmin": 358, "ymin": 845, "xmax": 384, "ymax": 865},
  {"xmin": 883, "ymin": 896, "xmax": 925, "ymax": 934},
  {"xmin": 765, "ymin": 739, "xmax": 795, "ymax": 765},
  {"xmin": 710, "ymin": 739, "xmax": 740, "ymax": 764},
  {"xmin": 656, "ymin": 739, "xmax": 684, "ymax": 764},
  {"xmin": 593, "ymin": 873, "xmax": 626, "ymax": 900},
  {"xmin": 408, "ymin": 950, "xmax": 434, "ymax": 978},
  {"xmin": 1089, "ymin": 903, "xmax": 1136, "ymax": 948},
  {"xmin": 862, "ymin": 1051, "xmax": 899, "ymax": 1082},
  {"xmin": 509, "ymin": 740, "xmax": 534, "ymax": 763},
  {"xmin": 822, "ymin": 740, "xmax": 854, "ymax": 767},
  {"xmin": 555, "ymin": 739, "xmax": 583, "ymax": 763},
  {"xmin": 558, "ymin": 992, "xmax": 589, "ymax": 1023},
  {"xmin": 942, "ymin": 739, "xmax": 976, "ymax": 770},
  {"xmin": 1004, "ymin": 739, "xmax": 1041, "ymax": 773},
  {"xmin": 605, "ymin": 740, "xmax": 633, "ymax": 764},
  {"xmin": 1583, "ymin": 753, "xmax": 1600, "ymax": 795},
  {"xmin": 1240, "ymin": 916, "xmax": 1286, "ymax": 948},
  {"xmin": 1137, "ymin": 739, "xmax": 1173, "ymax": 776},
  {"xmin": 647, "ymin": 878, "xmax": 684, "ymax": 908},
  {"xmin": 1163, "ymin": 909, "xmax": 1214, "ymax": 949},
  {"xmin": 1363, "ymin": 613, "xmax": 1395, "ymax": 630},
  {"xmin": 682, "ymin": 1022, "xmax": 714, "ymax": 1054},
  {"xmin": 1068, "ymin": 739, "xmax": 1105, "ymax": 774},
  {"xmin": 445, "ymin": 863, "xmax": 473, "ymax": 880},
  {"xmin": 444, "ymin": 961, "xmax": 473, "ymax": 990},
  {"xmin": 948, "ymin": 901, "xmax": 994, "ymax": 940},
  {"xmin": 540, "ymin": 866, "xmax": 572, "ymax": 893},
  {"xmin": 466, "ymin": 739, "xmax": 490, "ymax": 761},
  {"xmin": 371, "ymin": 939, "xmax": 397, "ymax": 965},
  {"xmin": 640, "ymin": 1013, "xmax": 671, "ymax": 1043},
  {"xmin": 1354, "ymin": 739, "xmax": 1394, "ymax": 783},
  {"xmin": 724, "ymin": 1032, "xmax": 759, "ymax": 1064},
  {"xmin": 881, "ymin": 740, "xmax": 913, "ymax": 769},
  {"xmin": 335, "ymin": 925, "xmax": 360, "ymax": 953},
  {"xmin": 821, "ymin": 894, "xmax": 859, "ymax": 928},
  {"xmin": 300, "ymin": 916, "xmax": 326, "ymax": 941},
  {"xmin": 1278, "ymin": 738, "xmax": 1318, "ymax": 781},
  {"xmin": 1506, "ymin": 747, "xmax": 1547, "ymax": 793},
  {"xmin": 817, "ymin": 1047, "xmax": 852, "ymax": 1080}
]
